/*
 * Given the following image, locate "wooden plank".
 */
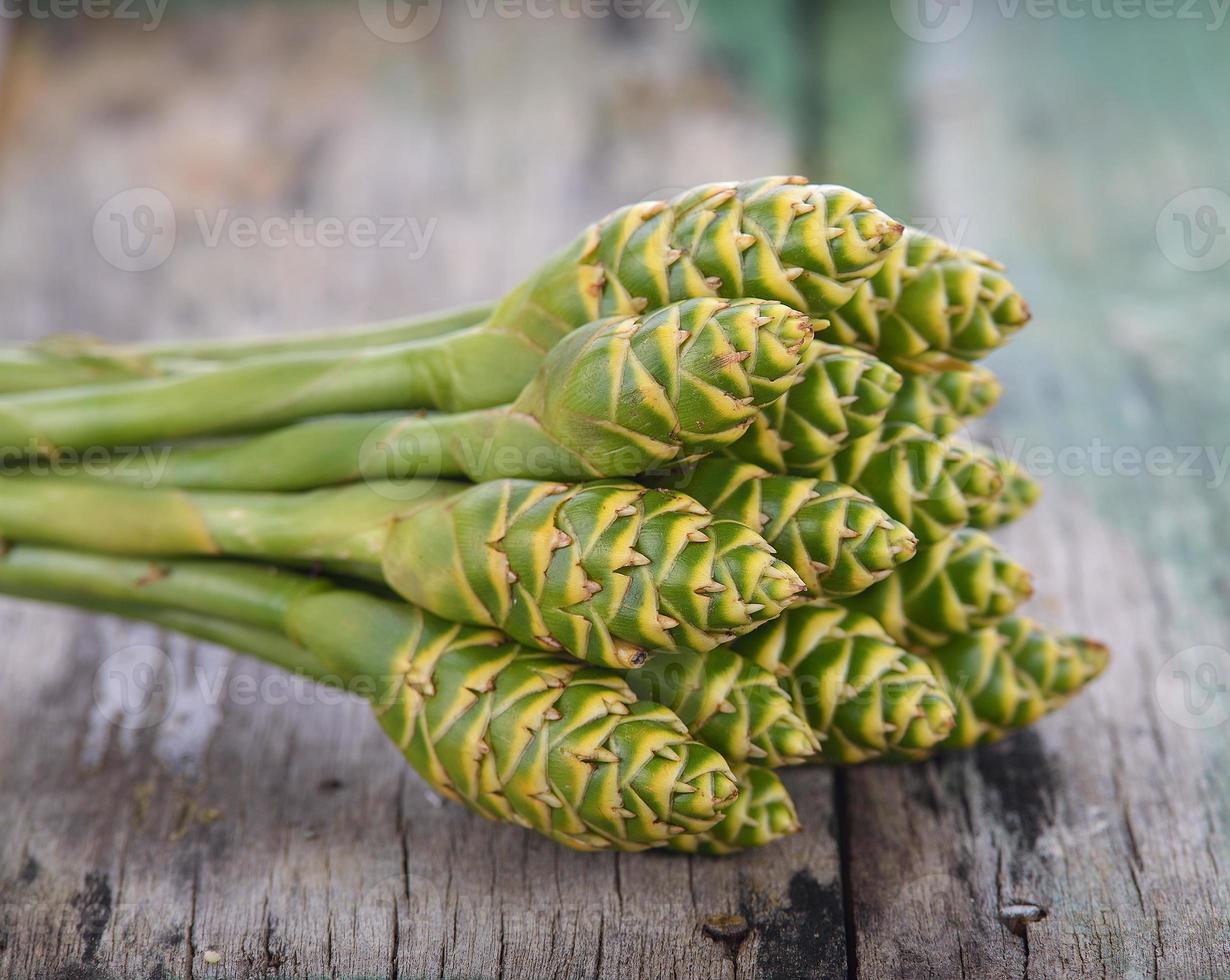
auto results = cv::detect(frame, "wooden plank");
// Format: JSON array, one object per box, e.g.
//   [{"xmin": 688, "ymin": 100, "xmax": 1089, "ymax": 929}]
[
  {"xmin": 0, "ymin": 10, "xmax": 838, "ymax": 980},
  {"xmin": 827, "ymin": 6, "xmax": 1230, "ymax": 977}
]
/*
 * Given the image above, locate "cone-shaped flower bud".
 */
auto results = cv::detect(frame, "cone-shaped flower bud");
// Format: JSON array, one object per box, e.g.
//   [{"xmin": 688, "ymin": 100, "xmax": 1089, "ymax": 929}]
[
  {"xmin": 661, "ymin": 459, "xmax": 918, "ymax": 599},
  {"xmin": 0, "ymin": 183, "xmax": 899, "ymax": 452},
  {"xmin": 626, "ymin": 649, "xmax": 820, "ymax": 767},
  {"xmin": 386, "ymin": 647, "xmax": 738, "ymax": 850},
  {"xmin": 844, "ymin": 530, "xmax": 1034, "ymax": 649},
  {"xmin": 724, "ymin": 342, "xmax": 903, "ymax": 474},
  {"xmin": 384, "ymin": 480, "xmax": 808, "ymax": 670},
  {"xmin": 819, "ymin": 424, "xmax": 1005, "ymax": 544},
  {"xmin": 0, "ymin": 546, "xmax": 740, "ymax": 853},
  {"xmin": 669, "ymin": 765, "xmax": 802, "ymax": 855},
  {"xmin": 929, "ymin": 617, "xmax": 1110, "ymax": 748},
  {"xmin": 825, "ymin": 227, "xmax": 1031, "ymax": 374},
  {"xmin": 0, "ymin": 475, "xmax": 804, "ymax": 672},
  {"xmin": 55, "ymin": 299, "xmax": 815, "ymax": 490},
  {"xmin": 967, "ymin": 452, "xmax": 1043, "ymax": 530},
  {"xmin": 488, "ymin": 177, "xmax": 905, "ymax": 378},
  {"xmin": 505, "ymin": 298, "xmax": 815, "ymax": 479},
  {"xmin": 731, "ymin": 605, "xmax": 957, "ymax": 764},
  {"xmin": 887, "ymin": 365, "xmax": 1003, "ymax": 438}
]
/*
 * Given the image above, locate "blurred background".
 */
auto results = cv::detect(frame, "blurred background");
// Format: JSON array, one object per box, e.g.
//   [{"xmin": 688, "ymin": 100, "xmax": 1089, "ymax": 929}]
[
  {"xmin": 1, "ymin": 2, "xmax": 1227, "ymax": 977},
  {"xmin": 1, "ymin": 0, "xmax": 1226, "ymax": 613}
]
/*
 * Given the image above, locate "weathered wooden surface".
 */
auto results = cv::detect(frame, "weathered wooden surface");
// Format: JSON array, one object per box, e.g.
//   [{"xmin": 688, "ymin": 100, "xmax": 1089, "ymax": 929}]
[{"xmin": 1, "ymin": 5, "xmax": 1227, "ymax": 978}]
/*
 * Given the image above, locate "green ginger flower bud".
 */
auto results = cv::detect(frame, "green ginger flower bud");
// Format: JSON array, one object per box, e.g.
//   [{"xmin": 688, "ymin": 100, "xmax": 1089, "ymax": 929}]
[
  {"xmin": 384, "ymin": 480, "xmax": 808, "ymax": 669},
  {"xmin": 887, "ymin": 365, "xmax": 1003, "ymax": 438},
  {"xmin": 731, "ymin": 605, "xmax": 957, "ymax": 764},
  {"xmin": 661, "ymin": 458, "xmax": 918, "ymax": 599},
  {"xmin": 967, "ymin": 451, "xmax": 1043, "ymax": 530},
  {"xmin": 931, "ymin": 617, "xmax": 1110, "ymax": 748},
  {"xmin": 669, "ymin": 765, "xmax": 801, "ymax": 856},
  {"xmin": 825, "ymin": 227, "xmax": 1031, "ymax": 374},
  {"xmin": 844, "ymin": 529, "xmax": 1034, "ymax": 649},
  {"xmin": 626, "ymin": 649, "xmax": 820, "ymax": 767},
  {"xmin": 819, "ymin": 424, "xmax": 1004, "ymax": 544}
]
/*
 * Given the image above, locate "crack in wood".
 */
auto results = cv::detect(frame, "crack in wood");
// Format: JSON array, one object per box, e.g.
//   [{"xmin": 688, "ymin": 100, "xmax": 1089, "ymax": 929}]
[{"xmin": 69, "ymin": 872, "xmax": 113, "ymax": 966}]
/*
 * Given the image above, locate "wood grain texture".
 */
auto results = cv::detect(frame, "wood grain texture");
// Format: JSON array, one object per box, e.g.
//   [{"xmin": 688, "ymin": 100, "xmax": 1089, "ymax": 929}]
[{"xmin": 0, "ymin": 5, "xmax": 1226, "ymax": 979}]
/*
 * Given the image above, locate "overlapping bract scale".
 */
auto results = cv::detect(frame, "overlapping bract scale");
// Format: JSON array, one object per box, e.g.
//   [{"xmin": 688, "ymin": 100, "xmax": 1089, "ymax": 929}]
[
  {"xmin": 627, "ymin": 648, "xmax": 819, "ymax": 767},
  {"xmin": 669, "ymin": 765, "xmax": 801, "ymax": 856},
  {"xmin": 665, "ymin": 459, "xmax": 918, "ymax": 599},
  {"xmin": 724, "ymin": 341, "xmax": 903, "ymax": 473},
  {"xmin": 845, "ymin": 529, "xmax": 1034, "ymax": 650},
  {"xmin": 519, "ymin": 297, "xmax": 814, "ymax": 475},
  {"xmin": 818, "ymin": 424, "xmax": 1005, "ymax": 544},
  {"xmin": 826, "ymin": 227, "xmax": 1032, "ymax": 373},
  {"xmin": 929, "ymin": 617, "xmax": 1110, "ymax": 748},
  {"xmin": 731, "ymin": 605, "xmax": 957, "ymax": 765},
  {"xmin": 383, "ymin": 479, "xmax": 807, "ymax": 670}
]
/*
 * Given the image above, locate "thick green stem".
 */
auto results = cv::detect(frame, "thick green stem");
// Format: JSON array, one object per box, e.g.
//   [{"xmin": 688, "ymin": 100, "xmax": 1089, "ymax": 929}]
[
  {"xmin": 1, "ymin": 585, "xmax": 329, "ymax": 683},
  {"xmin": 0, "ymin": 473, "xmax": 804, "ymax": 669},
  {"xmin": 132, "ymin": 303, "xmax": 492, "ymax": 361},
  {"xmin": 0, "ymin": 546, "xmax": 317, "ymax": 634},
  {"xmin": 0, "ymin": 327, "xmax": 534, "ymax": 453},
  {"xmin": 121, "ymin": 607, "xmax": 329, "ymax": 680},
  {"xmin": 0, "ymin": 545, "xmax": 414, "ymax": 688},
  {"xmin": 0, "ymin": 351, "xmax": 164, "ymax": 393},
  {"xmin": 97, "ymin": 410, "xmax": 592, "ymax": 491},
  {"xmin": 0, "ymin": 474, "xmax": 461, "ymax": 567},
  {"xmin": 0, "ymin": 305, "xmax": 492, "ymax": 396},
  {"xmin": 31, "ymin": 298, "xmax": 812, "ymax": 489}
]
